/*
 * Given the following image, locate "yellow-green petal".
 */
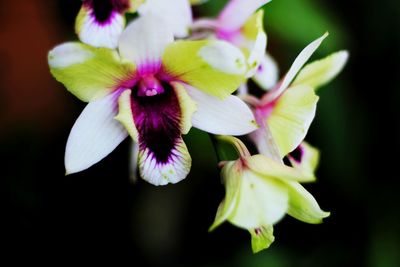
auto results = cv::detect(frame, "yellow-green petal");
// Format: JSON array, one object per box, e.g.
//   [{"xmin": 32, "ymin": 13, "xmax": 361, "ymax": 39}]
[
  {"xmin": 250, "ymin": 225, "xmax": 275, "ymax": 253},
  {"xmin": 114, "ymin": 89, "xmax": 139, "ymax": 142},
  {"xmin": 241, "ymin": 10, "xmax": 267, "ymax": 77},
  {"xmin": 209, "ymin": 161, "xmax": 242, "ymax": 231},
  {"xmin": 247, "ymin": 154, "xmax": 315, "ymax": 183},
  {"xmin": 171, "ymin": 82, "xmax": 197, "ymax": 134},
  {"xmin": 228, "ymin": 169, "xmax": 289, "ymax": 229},
  {"xmin": 242, "ymin": 10, "xmax": 264, "ymax": 41},
  {"xmin": 292, "ymin": 50, "xmax": 349, "ymax": 90},
  {"xmin": 267, "ymin": 85, "xmax": 319, "ymax": 158},
  {"xmin": 272, "ymin": 33, "xmax": 328, "ymax": 98},
  {"xmin": 128, "ymin": 0, "xmax": 145, "ymax": 12},
  {"xmin": 190, "ymin": 0, "xmax": 209, "ymax": 5},
  {"xmin": 162, "ymin": 40, "xmax": 246, "ymax": 99},
  {"xmin": 48, "ymin": 42, "xmax": 135, "ymax": 102},
  {"xmin": 286, "ymin": 181, "xmax": 330, "ymax": 224}
]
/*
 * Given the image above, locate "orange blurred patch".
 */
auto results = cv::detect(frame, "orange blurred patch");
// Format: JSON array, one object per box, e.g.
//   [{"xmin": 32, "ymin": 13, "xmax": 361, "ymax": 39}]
[{"xmin": 0, "ymin": 1, "xmax": 75, "ymax": 134}]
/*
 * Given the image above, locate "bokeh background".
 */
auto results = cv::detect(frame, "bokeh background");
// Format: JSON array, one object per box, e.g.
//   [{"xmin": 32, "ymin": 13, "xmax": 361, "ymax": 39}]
[{"xmin": 1, "ymin": 0, "xmax": 399, "ymax": 266}]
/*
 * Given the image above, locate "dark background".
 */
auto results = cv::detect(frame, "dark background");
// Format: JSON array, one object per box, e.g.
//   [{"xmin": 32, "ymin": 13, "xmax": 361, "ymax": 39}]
[{"xmin": 1, "ymin": 0, "xmax": 399, "ymax": 266}]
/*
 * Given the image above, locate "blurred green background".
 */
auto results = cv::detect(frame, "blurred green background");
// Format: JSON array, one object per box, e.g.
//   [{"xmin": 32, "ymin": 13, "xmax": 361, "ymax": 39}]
[{"xmin": 1, "ymin": 0, "xmax": 399, "ymax": 265}]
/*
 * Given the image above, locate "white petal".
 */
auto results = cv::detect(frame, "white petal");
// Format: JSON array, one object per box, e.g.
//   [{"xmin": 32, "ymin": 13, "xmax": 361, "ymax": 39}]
[
  {"xmin": 198, "ymin": 41, "xmax": 247, "ymax": 75},
  {"xmin": 249, "ymin": 127, "xmax": 281, "ymax": 162},
  {"xmin": 65, "ymin": 91, "xmax": 128, "ymax": 174},
  {"xmin": 118, "ymin": 14, "xmax": 174, "ymax": 69},
  {"xmin": 252, "ymin": 52, "xmax": 279, "ymax": 90},
  {"xmin": 243, "ymin": 10, "xmax": 267, "ymax": 78},
  {"xmin": 76, "ymin": 7, "xmax": 125, "ymax": 49},
  {"xmin": 48, "ymin": 42, "xmax": 93, "ymax": 68},
  {"xmin": 184, "ymin": 85, "xmax": 258, "ymax": 135},
  {"xmin": 246, "ymin": 30, "xmax": 267, "ymax": 78},
  {"xmin": 138, "ymin": 0, "xmax": 193, "ymax": 38},
  {"xmin": 237, "ymin": 83, "xmax": 249, "ymax": 95},
  {"xmin": 218, "ymin": 0, "xmax": 271, "ymax": 31},
  {"xmin": 273, "ymin": 33, "xmax": 328, "ymax": 97},
  {"xmin": 138, "ymin": 138, "xmax": 191, "ymax": 186}
]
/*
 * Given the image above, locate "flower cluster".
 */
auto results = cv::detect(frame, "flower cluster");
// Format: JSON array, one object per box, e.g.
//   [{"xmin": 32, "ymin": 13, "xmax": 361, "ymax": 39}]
[{"xmin": 48, "ymin": 0, "xmax": 348, "ymax": 252}]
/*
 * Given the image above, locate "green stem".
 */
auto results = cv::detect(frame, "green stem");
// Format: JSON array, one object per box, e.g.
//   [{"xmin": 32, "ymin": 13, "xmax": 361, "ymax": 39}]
[
  {"xmin": 209, "ymin": 134, "xmax": 223, "ymax": 162},
  {"xmin": 209, "ymin": 134, "xmax": 251, "ymax": 162},
  {"xmin": 215, "ymin": 135, "xmax": 251, "ymax": 158}
]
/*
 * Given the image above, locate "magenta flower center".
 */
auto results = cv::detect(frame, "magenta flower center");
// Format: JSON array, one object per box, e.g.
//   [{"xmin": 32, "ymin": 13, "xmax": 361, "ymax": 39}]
[
  {"xmin": 216, "ymin": 28, "xmax": 243, "ymax": 45},
  {"xmin": 138, "ymin": 75, "xmax": 165, "ymax": 97},
  {"xmin": 254, "ymin": 101, "xmax": 276, "ymax": 125}
]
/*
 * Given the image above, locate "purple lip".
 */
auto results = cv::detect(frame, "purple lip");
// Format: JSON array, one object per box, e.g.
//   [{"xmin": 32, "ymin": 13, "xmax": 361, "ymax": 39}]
[{"xmin": 131, "ymin": 81, "xmax": 182, "ymax": 164}]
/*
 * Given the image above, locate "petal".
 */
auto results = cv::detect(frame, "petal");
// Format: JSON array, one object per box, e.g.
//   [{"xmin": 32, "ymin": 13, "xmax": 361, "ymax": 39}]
[
  {"xmin": 162, "ymin": 40, "xmax": 246, "ymax": 99},
  {"xmin": 130, "ymin": 82, "xmax": 191, "ymax": 185},
  {"xmin": 218, "ymin": 0, "xmax": 271, "ymax": 31},
  {"xmin": 48, "ymin": 42, "xmax": 134, "ymax": 102},
  {"xmin": 190, "ymin": 0, "xmax": 209, "ymax": 4},
  {"xmin": 241, "ymin": 10, "xmax": 267, "ymax": 77},
  {"xmin": 286, "ymin": 181, "xmax": 330, "ymax": 224},
  {"xmin": 292, "ymin": 50, "xmax": 349, "ymax": 90},
  {"xmin": 114, "ymin": 89, "xmax": 139, "ymax": 141},
  {"xmin": 249, "ymin": 123, "xmax": 282, "ymax": 162},
  {"xmin": 119, "ymin": 14, "xmax": 174, "ymax": 69},
  {"xmin": 75, "ymin": 5, "xmax": 125, "ymax": 49},
  {"xmin": 172, "ymin": 82, "xmax": 197, "ymax": 135},
  {"xmin": 209, "ymin": 161, "xmax": 243, "ymax": 231},
  {"xmin": 138, "ymin": 0, "xmax": 193, "ymax": 38},
  {"xmin": 250, "ymin": 225, "xmax": 275, "ymax": 253},
  {"xmin": 228, "ymin": 170, "xmax": 289, "ymax": 228},
  {"xmin": 138, "ymin": 138, "xmax": 191, "ymax": 185},
  {"xmin": 65, "ymin": 91, "xmax": 128, "ymax": 174},
  {"xmin": 128, "ymin": 0, "xmax": 145, "ymax": 12},
  {"xmin": 272, "ymin": 33, "xmax": 328, "ymax": 97},
  {"xmin": 288, "ymin": 142, "xmax": 320, "ymax": 175},
  {"xmin": 184, "ymin": 84, "xmax": 258, "ymax": 135},
  {"xmin": 252, "ymin": 52, "xmax": 279, "ymax": 90},
  {"xmin": 267, "ymin": 85, "xmax": 319, "ymax": 158},
  {"xmin": 247, "ymin": 154, "xmax": 315, "ymax": 183},
  {"xmin": 237, "ymin": 83, "xmax": 249, "ymax": 95}
]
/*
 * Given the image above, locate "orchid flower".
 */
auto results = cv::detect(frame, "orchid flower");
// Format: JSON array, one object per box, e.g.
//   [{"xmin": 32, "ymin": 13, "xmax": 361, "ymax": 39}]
[
  {"xmin": 192, "ymin": 0, "xmax": 270, "ymax": 79},
  {"xmin": 49, "ymin": 15, "xmax": 258, "ymax": 186},
  {"xmin": 210, "ymin": 136, "xmax": 329, "ymax": 252},
  {"xmin": 243, "ymin": 33, "xmax": 349, "ymax": 162},
  {"xmin": 137, "ymin": 0, "xmax": 193, "ymax": 38},
  {"xmin": 75, "ymin": 0, "xmax": 144, "ymax": 49}
]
